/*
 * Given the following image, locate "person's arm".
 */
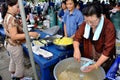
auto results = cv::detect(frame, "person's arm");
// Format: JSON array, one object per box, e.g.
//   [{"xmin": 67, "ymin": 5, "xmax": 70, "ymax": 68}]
[
  {"xmin": 70, "ymin": 34, "xmax": 75, "ymax": 38},
  {"xmin": 73, "ymin": 41, "xmax": 81, "ymax": 62},
  {"xmin": 63, "ymin": 11, "xmax": 67, "ymax": 37},
  {"xmin": 73, "ymin": 23, "xmax": 85, "ymax": 62},
  {"xmin": 82, "ymin": 54, "xmax": 109, "ymax": 72},
  {"xmin": 95, "ymin": 54, "xmax": 109, "ymax": 68},
  {"xmin": 9, "ymin": 26, "xmax": 38, "ymax": 41},
  {"xmin": 64, "ymin": 24, "xmax": 67, "ymax": 37},
  {"xmin": 95, "ymin": 20, "xmax": 116, "ymax": 66},
  {"xmin": 8, "ymin": 18, "xmax": 39, "ymax": 41}
]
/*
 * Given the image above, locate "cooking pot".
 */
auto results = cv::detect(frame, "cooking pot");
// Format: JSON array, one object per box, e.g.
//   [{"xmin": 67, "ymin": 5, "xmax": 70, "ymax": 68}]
[
  {"xmin": 54, "ymin": 57, "xmax": 105, "ymax": 80},
  {"xmin": 53, "ymin": 43, "xmax": 73, "ymax": 50}
]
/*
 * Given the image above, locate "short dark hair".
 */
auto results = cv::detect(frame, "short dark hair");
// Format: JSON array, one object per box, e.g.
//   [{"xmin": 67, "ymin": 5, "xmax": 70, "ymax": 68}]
[
  {"xmin": 82, "ymin": 3, "xmax": 103, "ymax": 18},
  {"xmin": 62, "ymin": 1, "xmax": 66, "ymax": 4},
  {"xmin": 65, "ymin": 0, "xmax": 77, "ymax": 7}
]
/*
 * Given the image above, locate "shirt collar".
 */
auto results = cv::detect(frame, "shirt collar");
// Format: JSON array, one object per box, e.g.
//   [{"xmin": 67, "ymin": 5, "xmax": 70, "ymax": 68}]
[{"xmin": 66, "ymin": 8, "xmax": 77, "ymax": 16}]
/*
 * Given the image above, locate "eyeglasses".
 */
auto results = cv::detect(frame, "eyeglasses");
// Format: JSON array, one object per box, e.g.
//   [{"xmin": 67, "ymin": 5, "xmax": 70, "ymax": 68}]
[{"xmin": 84, "ymin": 17, "xmax": 100, "ymax": 25}]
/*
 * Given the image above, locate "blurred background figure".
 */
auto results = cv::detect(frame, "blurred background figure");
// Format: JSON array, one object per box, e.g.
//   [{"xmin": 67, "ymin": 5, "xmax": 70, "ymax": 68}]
[
  {"xmin": 58, "ymin": 1, "xmax": 67, "ymax": 21},
  {"xmin": 109, "ymin": 2, "xmax": 120, "ymax": 40},
  {"xmin": 57, "ymin": 1, "xmax": 67, "ymax": 36},
  {"xmin": 24, "ymin": 3, "xmax": 31, "ymax": 23},
  {"xmin": 76, "ymin": 1, "xmax": 80, "ymax": 10},
  {"xmin": 37, "ymin": 4, "xmax": 41, "ymax": 16},
  {"xmin": 42, "ymin": 0, "xmax": 49, "ymax": 15}
]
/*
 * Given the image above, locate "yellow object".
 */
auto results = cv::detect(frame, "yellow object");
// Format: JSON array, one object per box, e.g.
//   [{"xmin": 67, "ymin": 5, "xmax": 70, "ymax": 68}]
[
  {"xmin": 41, "ymin": 40, "xmax": 47, "ymax": 44},
  {"xmin": 33, "ymin": 40, "xmax": 41, "ymax": 45},
  {"xmin": 116, "ymin": 42, "xmax": 120, "ymax": 46},
  {"xmin": 53, "ymin": 37, "xmax": 73, "ymax": 45},
  {"xmin": 32, "ymin": 40, "xmax": 44, "ymax": 47}
]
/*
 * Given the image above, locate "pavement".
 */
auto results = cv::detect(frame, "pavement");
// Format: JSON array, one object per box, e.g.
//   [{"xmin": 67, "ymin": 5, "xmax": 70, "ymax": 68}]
[{"xmin": 0, "ymin": 46, "xmax": 39, "ymax": 80}]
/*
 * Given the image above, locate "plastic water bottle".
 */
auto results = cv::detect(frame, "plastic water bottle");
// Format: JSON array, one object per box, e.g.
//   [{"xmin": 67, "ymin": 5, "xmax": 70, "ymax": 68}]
[{"xmin": 80, "ymin": 61, "xmax": 93, "ymax": 71}]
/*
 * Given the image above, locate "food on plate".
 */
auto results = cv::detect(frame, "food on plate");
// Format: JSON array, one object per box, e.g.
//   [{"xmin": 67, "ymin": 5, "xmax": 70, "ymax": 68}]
[
  {"xmin": 40, "ymin": 40, "xmax": 47, "ymax": 44},
  {"xmin": 32, "ymin": 40, "xmax": 44, "ymax": 47},
  {"xmin": 53, "ymin": 37, "xmax": 73, "ymax": 45}
]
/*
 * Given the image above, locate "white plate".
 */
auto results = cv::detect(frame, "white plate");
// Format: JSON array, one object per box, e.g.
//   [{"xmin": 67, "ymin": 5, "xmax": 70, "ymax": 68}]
[{"xmin": 27, "ymin": 24, "xmax": 34, "ymax": 28}]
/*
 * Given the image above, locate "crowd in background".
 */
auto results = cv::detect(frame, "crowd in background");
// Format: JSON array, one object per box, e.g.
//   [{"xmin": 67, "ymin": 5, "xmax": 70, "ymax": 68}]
[
  {"xmin": 19, "ymin": 0, "xmax": 120, "ymax": 36},
  {"xmin": 1, "ymin": 0, "xmax": 120, "ymax": 35}
]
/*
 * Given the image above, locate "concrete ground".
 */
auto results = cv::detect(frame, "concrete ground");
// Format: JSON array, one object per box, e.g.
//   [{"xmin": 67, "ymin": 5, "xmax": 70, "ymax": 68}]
[{"xmin": 0, "ymin": 46, "xmax": 39, "ymax": 80}]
